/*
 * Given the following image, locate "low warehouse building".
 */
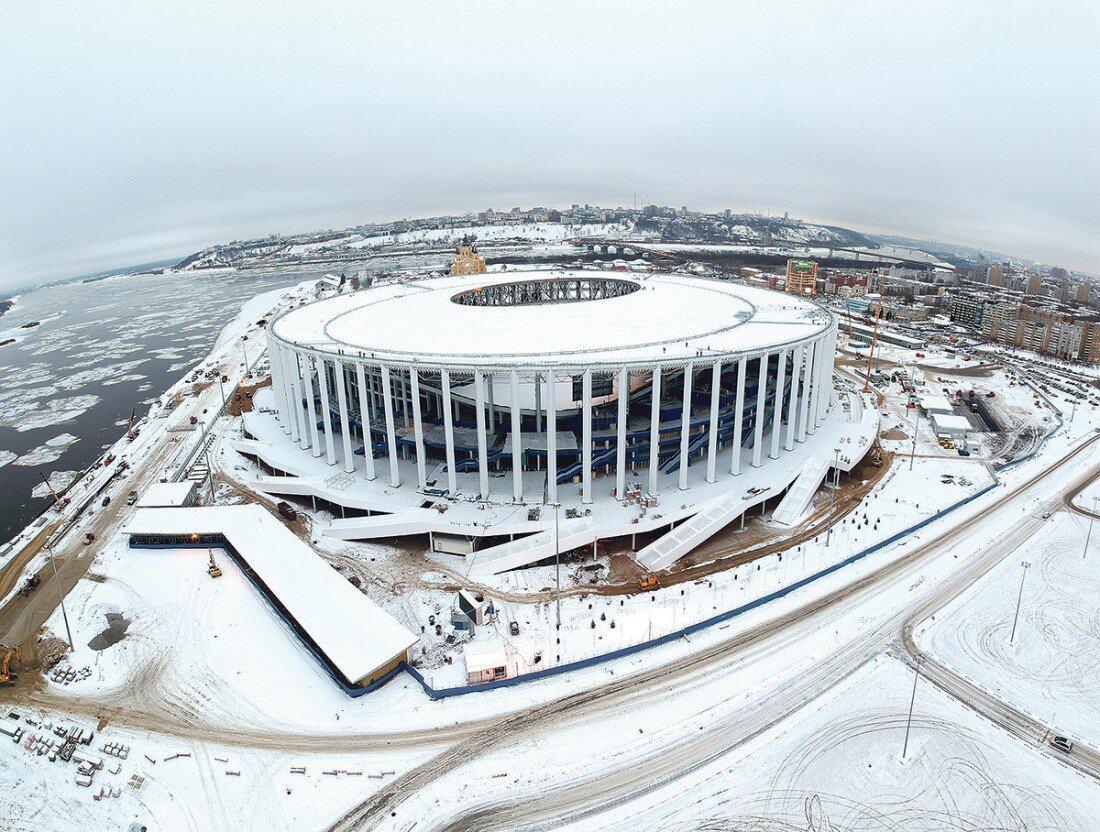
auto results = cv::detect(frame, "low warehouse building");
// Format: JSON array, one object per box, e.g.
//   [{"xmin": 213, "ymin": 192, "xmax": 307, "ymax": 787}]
[
  {"xmin": 123, "ymin": 504, "xmax": 418, "ymax": 692},
  {"xmin": 931, "ymin": 413, "xmax": 970, "ymax": 442},
  {"xmin": 463, "ymin": 640, "xmax": 512, "ymax": 685}
]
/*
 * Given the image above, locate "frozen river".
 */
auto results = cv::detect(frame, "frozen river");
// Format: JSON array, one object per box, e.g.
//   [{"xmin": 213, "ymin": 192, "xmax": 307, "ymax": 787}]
[{"xmin": 0, "ymin": 268, "xmax": 316, "ymax": 543}]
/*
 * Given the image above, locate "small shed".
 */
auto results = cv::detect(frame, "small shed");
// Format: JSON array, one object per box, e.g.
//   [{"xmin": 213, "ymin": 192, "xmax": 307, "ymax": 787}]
[
  {"xmin": 931, "ymin": 413, "xmax": 970, "ymax": 441},
  {"xmin": 920, "ymin": 395, "xmax": 954, "ymax": 415},
  {"xmin": 452, "ymin": 589, "xmax": 494, "ymax": 631},
  {"xmin": 136, "ymin": 482, "xmax": 197, "ymax": 508},
  {"xmin": 463, "ymin": 641, "xmax": 511, "ymax": 685}
]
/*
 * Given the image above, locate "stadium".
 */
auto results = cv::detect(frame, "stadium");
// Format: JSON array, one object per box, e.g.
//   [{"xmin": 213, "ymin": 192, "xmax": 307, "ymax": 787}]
[{"xmin": 242, "ymin": 269, "xmax": 876, "ymax": 574}]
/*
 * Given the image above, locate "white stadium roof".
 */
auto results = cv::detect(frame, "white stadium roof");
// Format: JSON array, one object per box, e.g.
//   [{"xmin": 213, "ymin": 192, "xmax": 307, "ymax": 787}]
[{"xmin": 271, "ymin": 270, "xmax": 832, "ymax": 370}]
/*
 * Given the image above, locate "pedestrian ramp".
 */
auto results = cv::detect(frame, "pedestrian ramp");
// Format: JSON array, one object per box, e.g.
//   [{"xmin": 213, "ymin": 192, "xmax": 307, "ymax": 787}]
[
  {"xmin": 634, "ymin": 491, "xmax": 759, "ymax": 573},
  {"xmin": 466, "ymin": 517, "xmax": 597, "ymax": 577},
  {"xmin": 770, "ymin": 455, "xmax": 830, "ymax": 527}
]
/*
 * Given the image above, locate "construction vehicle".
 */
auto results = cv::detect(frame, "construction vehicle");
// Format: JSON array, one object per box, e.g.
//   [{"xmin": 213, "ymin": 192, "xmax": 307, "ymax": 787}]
[
  {"xmin": 276, "ymin": 501, "xmax": 298, "ymax": 521},
  {"xmin": 126, "ymin": 409, "xmax": 140, "ymax": 440},
  {"xmin": 207, "ymin": 552, "xmax": 222, "ymax": 578},
  {"xmin": 0, "ymin": 645, "xmax": 21, "ymax": 686},
  {"xmin": 639, "ymin": 574, "xmax": 660, "ymax": 591},
  {"xmin": 863, "ymin": 306, "xmax": 882, "ymax": 393},
  {"xmin": 17, "ymin": 576, "xmax": 41, "ymax": 597},
  {"xmin": 189, "ymin": 415, "xmax": 198, "ymax": 426},
  {"xmin": 83, "ymin": 532, "xmax": 95, "ymax": 545},
  {"xmin": 40, "ymin": 474, "xmax": 66, "ymax": 511}
]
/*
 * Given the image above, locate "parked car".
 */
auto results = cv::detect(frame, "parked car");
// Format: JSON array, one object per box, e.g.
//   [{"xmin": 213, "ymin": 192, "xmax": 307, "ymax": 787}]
[{"xmin": 1051, "ymin": 735, "xmax": 1074, "ymax": 753}]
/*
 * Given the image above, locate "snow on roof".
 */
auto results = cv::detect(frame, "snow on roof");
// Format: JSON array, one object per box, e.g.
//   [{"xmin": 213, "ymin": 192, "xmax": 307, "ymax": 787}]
[
  {"xmin": 931, "ymin": 413, "xmax": 971, "ymax": 431},
  {"xmin": 920, "ymin": 395, "xmax": 954, "ymax": 413},
  {"xmin": 123, "ymin": 505, "xmax": 417, "ymax": 685},
  {"xmin": 463, "ymin": 640, "xmax": 509, "ymax": 673},
  {"xmin": 136, "ymin": 482, "xmax": 196, "ymax": 508},
  {"xmin": 271, "ymin": 270, "xmax": 832, "ymax": 370}
]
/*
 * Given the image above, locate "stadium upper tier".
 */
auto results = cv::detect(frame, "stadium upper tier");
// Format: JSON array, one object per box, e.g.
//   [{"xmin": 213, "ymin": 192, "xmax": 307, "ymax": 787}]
[{"xmin": 270, "ymin": 271, "xmax": 832, "ymax": 370}]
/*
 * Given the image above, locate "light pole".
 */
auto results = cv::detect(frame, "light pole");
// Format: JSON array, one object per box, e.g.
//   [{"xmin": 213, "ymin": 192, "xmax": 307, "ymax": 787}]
[
  {"xmin": 909, "ymin": 408, "xmax": 921, "ymax": 471},
  {"xmin": 901, "ymin": 657, "xmax": 921, "ymax": 759},
  {"xmin": 1085, "ymin": 498, "xmax": 1098, "ymax": 560},
  {"xmin": 1009, "ymin": 560, "xmax": 1031, "ymax": 644},
  {"xmin": 553, "ymin": 502, "xmax": 561, "ymax": 630},
  {"xmin": 826, "ymin": 448, "xmax": 840, "ymax": 546},
  {"xmin": 47, "ymin": 541, "xmax": 74, "ymax": 652}
]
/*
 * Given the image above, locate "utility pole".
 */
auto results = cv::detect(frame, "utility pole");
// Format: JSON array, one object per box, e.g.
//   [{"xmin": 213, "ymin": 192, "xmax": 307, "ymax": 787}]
[
  {"xmin": 1010, "ymin": 560, "xmax": 1031, "ymax": 644},
  {"xmin": 47, "ymin": 541, "xmax": 74, "ymax": 652},
  {"xmin": 909, "ymin": 408, "xmax": 921, "ymax": 471},
  {"xmin": 553, "ymin": 502, "xmax": 561, "ymax": 630},
  {"xmin": 1085, "ymin": 498, "xmax": 1098, "ymax": 559},
  {"xmin": 901, "ymin": 658, "xmax": 920, "ymax": 759}
]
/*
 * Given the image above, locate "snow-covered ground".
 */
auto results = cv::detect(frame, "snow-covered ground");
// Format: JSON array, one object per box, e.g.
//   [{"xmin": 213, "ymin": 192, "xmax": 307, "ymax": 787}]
[{"xmin": 918, "ymin": 510, "xmax": 1100, "ymax": 745}]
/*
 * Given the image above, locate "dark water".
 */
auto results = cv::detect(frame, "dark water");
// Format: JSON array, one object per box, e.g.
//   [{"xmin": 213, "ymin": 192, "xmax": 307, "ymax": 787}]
[{"xmin": 0, "ymin": 269, "xmax": 317, "ymax": 544}]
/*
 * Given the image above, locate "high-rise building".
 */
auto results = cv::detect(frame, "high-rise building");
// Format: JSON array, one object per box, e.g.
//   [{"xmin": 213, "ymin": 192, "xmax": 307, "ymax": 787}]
[
  {"xmin": 1077, "ymin": 283, "xmax": 1091, "ymax": 304},
  {"xmin": 987, "ymin": 264, "xmax": 1003, "ymax": 287},
  {"xmin": 1026, "ymin": 273, "xmax": 1042, "ymax": 295},
  {"xmin": 784, "ymin": 259, "xmax": 818, "ymax": 296}
]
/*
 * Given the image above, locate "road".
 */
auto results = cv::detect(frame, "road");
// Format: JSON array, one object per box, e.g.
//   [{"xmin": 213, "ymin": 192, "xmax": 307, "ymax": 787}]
[{"xmin": 321, "ymin": 434, "xmax": 1100, "ymax": 831}]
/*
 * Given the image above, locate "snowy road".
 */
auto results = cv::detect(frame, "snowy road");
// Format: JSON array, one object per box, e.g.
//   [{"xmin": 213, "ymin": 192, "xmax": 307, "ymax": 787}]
[{"xmin": 323, "ymin": 435, "xmax": 1100, "ymax": 830}]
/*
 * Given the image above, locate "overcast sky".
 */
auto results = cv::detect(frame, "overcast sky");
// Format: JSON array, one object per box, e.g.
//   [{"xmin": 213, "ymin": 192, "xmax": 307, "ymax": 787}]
[{"xmin": 1, "ymin": 1, "xmax": 1097, "ymax": 291}]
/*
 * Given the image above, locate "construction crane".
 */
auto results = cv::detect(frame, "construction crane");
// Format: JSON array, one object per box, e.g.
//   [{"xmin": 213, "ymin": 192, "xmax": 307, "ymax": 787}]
[
  {"xmin": 863, "ymin": 305, "xmax": 883, "ymax": 393},
  {"xmin": 40, "ymin": 474, "xmax": 65, "ymax": 511},
  {"xmin": 126, "ymin": 408, "xmax": 139, "ymax": 440},
  {"xmin": 0, "ymin": 645, "xmax": 21, "ymax": 686}
]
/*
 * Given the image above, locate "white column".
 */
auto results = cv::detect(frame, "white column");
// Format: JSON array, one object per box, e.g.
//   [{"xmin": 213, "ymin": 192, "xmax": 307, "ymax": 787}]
[
  {"xmin": 293, "ymin": 365, "xmax": 308, "ymax": 447},
  {"xmin": 510, "ymin": 370, "xmax": 523, "ymax": 502},
  {"xmin": 817, "ymin": 330, "xmax": 835, "ymax": 425},
  {"xmin": 545, "ymin": 370, "xmax": 557, "ymax": 504},
  {"xmin": 731, "ymin": 357, "xmax": 746, "ymax": 475},
  {"xmin": 441, "ymin": 369, "xmax": 458, "ymax": 495},
  {"xmin": 474, "ymin": 370, "xmax": 489, "ymax": 499},
  {"xmin": 581, "ymin": 370, "xmax": 593, "ymax": 504},
  {"xmin": 648, "ymin": 365, "xmax": 662, "ymax": 495},
  {"xmin": 770, "ymin": 349, "xmax": 787, "ymax": 460},
  {"xmin": 785, "ymin": 345, "xmax": 802, "ymax": 451},
  {"xmin": 807, "ymin": 339, "xmax": 823, "ymax": 435},
  {"xmin": 678, "ymin": 364, "xmax": 693, "ymax": 490},
  {"xmin": 335, "ymin": 361, "xmax": 354, "ymax": 473},
  {"xmin": 798, "ymin": 340, "xmax": 815, "ymax": 442},
  {"xmin": 410, "ymin": 368, "xmax": 427, "ymax": 489},
  {"xmin": 268, "ymin": 343, "xmax": 287, "ymax": 433},
  {"xmin": 303, "ymin": 357, "xmax": 321, "ymax": 457},
  {"xmin": 315, "ymin": 358, "xmax": 336, "ymax": 465},
  {"xmin": 752, "ymin": 354, "xmax": 768, "ymax": 468},
  {"xmin": 355, "ymin": 363, "xmax": 376, "ymax": 481},
  {"xmin": 280, "ymin": 348, "xmax": 299, "ymax": 441},
  {"xmin": 706, "ymin": 360, "xmax": 721, "ymax": 483},
  {"xmin": 615, "ymin": 367, "xmax": 628, "ymax": 499},
  {"xmin": 380, "ymin": 365, "xmax": 400, "ymax": 487}
]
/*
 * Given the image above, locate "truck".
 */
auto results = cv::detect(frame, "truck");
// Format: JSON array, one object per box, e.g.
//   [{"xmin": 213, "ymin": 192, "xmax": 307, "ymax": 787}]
[{"xmin": 276, "ymin": 501, "xmax": 298, "ymax": 521}]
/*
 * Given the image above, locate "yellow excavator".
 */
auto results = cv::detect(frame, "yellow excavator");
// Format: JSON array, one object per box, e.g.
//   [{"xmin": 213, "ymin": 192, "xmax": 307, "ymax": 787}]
[{"xmin": 0, "ymin": 645, "xmax": 21, "ymax": 686}]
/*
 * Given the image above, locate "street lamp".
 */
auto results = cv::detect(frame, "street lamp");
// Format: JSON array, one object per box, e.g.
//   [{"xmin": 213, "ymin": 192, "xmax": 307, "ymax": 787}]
[
  {"xmin": 1009, "ymin": 560, "xmax": 1031, "ymax": 644},
  {"xmin": 1085, "ymin": 497, "xmax": 1098, "ymax": 560},
  {"xmin": 47, "ymin": 540, "xmax": 74, "ymax": 652},
  {"xmin": 553, "ymin": 501, "xmax": 561, "ymax": 630},
  {"xmin": 901, "ymin": 657, "xmax": 921, "ymax": 759}
]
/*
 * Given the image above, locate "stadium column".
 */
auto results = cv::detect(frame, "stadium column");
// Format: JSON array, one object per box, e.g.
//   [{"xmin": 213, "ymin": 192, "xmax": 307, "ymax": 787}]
[
  {"xmin": 293, "ymin": 357, "xmax": 309, "ymax": 447},
  {"xmin": 475, "ymin": 370, "xmax": 490, "ymax": 499},
  {"xmin": 279, "ymin": 348, "xmax": 297, "ymax": 440},
  {"xmin": 731, "ymin": 357, "xmax": 746, "ymax": 475},
  {"xmin": 706, "ymin": 360, "xmax": 721, "ymax": 483},
  {"xmin": 355, "ymin": 363, "xmax": 376, "ymax": 481},
  {"xmin": 817, "ymin": 330, "xmax": 835, "ymax": 425},
  {"xmin": 648, "ymin": 365, "xmax": 662, "ymax": 495},
  {"xmin": 581, "ymin": 369, "xmax": 593, "ymax": 504},
  {"xmin": 303, "ymin": 357, "xmax": 321, "ymax": 457},
  {"xmin": 410, "ymin": 368, "xmax": 427, "ymax": 489},
  {"xmin": 441, "ymin": 369, "xmax": 458, "ymax": 496},
  {"xmin": 752, "ymin": 353, "xmax": 768, "ymax": 467},
  {"xmin": 510, "ymin": 370, "xmax": 523, "ymax": 502},
  {"xmin": 267, "ymin": 344, "xmax": 287, "ymax": 434},
  {"xmin": 335, "ymin": 361, "xmax": 354, "ymax": 473},
  {"xmin": 785, "ymin": 344, "xmax": 802, "ymax": 451},
  {"xmin": 678, "ymin": 363, "xmax": 693, "ymax": 490},
  {"xmin": 808, "ymin": 338, "xmax": 823, "ymax": 435},
  {"xmin": 770, "ymin": 349, "xmax": 787, "ymax": 460},
  {"xmin": 315, "ymin": 358, "xmax": 336, "ymax": 465},
  {"xmin": 380, "ymin": 365, "xmax": 400, "ymax": 487},
  {"xmin": 615, "ymin": 367, "xmax": 628, "ymax": 500},
  {"xmin": 798, "ymin": 340, "xmax": 815, "ymax": 442},
  {"xmin": 545, "ymin": 370, "xmax": 558, "ymax": 504}
]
